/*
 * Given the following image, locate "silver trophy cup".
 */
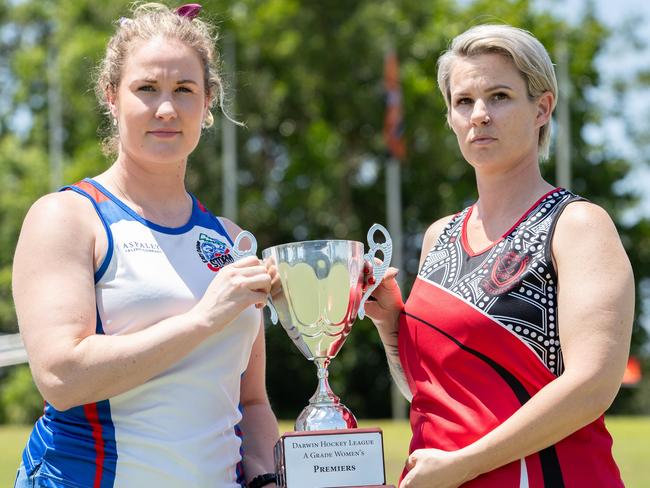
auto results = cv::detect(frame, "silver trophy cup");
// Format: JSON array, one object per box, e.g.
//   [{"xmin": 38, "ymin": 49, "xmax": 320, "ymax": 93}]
[{"xmin": 262, "ymin": 224, "xmax": 392, "ymax": 431}]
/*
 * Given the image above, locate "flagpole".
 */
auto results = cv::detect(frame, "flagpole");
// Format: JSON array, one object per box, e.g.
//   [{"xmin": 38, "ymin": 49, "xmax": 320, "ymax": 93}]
[
  {"xmin": 386, "ymin": 157, "xmax": 406, "ymax": 419},
  {"xmin": 383, "ymin": 48, "xmax": 407, "ymax": 420}
]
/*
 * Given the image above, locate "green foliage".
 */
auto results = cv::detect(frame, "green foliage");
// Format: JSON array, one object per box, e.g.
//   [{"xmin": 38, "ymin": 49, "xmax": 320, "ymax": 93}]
[
  {"xmin": 0, "ymin": 136, "xmax": 49, "ymax": 334},
  {"xmin": 0, "ymin": 365, "xmax": 42, "ymax": 425},
  {"xmin": 0, "ymin": 0, "xmax": 647, "ymax": 418}
]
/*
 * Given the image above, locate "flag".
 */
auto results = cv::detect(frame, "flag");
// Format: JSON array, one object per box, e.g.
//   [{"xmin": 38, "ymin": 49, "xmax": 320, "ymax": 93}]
[
  {"xmin": 383, "ymin": 50, "xmax": 406, "ymax": 161},
  {"xmin": 622, "ymin": 355, "xmax": 642, "ymax": 386}
]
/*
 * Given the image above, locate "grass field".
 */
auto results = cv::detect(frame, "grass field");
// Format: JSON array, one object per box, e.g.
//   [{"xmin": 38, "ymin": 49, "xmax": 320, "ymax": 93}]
[{"xmin": 1, "ymin": 417, "xmax": 648, "ymax": 487}]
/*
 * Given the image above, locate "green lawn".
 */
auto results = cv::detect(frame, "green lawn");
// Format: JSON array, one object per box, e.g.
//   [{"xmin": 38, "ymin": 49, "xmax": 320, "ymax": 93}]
[{"xmin": 1, "ymin": 417, "xmax": 647, "ymax": 487}]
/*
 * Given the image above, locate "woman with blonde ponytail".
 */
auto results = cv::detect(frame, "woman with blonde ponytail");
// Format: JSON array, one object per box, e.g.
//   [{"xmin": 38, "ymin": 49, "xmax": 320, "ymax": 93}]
[{"xmin": 13, "ymin": 4, "xmax": 278, "ymax": 487}]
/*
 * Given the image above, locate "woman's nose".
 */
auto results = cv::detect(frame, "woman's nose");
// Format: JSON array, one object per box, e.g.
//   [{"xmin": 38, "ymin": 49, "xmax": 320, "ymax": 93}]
[
  {"xmin": 470, "ymin": 99, "xmax": 490, "ymax": 126},
  {"xmin": 155, "ymin": 99, "xmax": 177, "ymax": 120}
]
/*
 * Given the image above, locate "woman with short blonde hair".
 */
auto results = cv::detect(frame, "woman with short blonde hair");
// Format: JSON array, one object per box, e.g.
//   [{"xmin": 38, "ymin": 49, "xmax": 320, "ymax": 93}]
[{"xmin": 368, "ymin": 24, "xmax": 632, "ymax": 487}]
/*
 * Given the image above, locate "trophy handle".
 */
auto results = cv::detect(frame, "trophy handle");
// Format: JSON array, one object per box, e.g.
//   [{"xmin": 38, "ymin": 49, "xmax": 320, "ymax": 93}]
[
  {"xmin": 231, "ymin": 230, "xmax": 257, "ymax": 260},
  {"xmin": 267, "ymin": 301, "xmax": 279, "ymax": 325},
  {"xmin": 232, "ymin": 231, "xmax": 279, "ymax": 324},
  {"xmin": 358, "ymin": 223, "xmax": 393, "ymax": 319}
]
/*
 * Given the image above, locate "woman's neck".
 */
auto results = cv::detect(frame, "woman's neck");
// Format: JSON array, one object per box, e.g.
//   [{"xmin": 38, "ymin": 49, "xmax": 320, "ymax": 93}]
[
  {"xmin": 95, "ymin": 156, "xmax": 192, "ymax": 227},
  {"xmin": 471, "ymin": 162, "xmax": 555, "ymax": 243}
]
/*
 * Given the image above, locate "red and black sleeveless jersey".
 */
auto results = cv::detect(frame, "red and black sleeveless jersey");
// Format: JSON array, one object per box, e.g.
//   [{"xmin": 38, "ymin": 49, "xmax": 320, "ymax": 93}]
[{"xmin": 399, "ymin": 188, "xmax": 623, "ymax": 487}]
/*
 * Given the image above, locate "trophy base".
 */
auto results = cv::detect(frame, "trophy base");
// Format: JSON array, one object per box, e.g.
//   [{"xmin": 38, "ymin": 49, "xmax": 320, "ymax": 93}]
[{"xmin": 274, "ymin": 428, "xmax": 388, "ymax": 488}]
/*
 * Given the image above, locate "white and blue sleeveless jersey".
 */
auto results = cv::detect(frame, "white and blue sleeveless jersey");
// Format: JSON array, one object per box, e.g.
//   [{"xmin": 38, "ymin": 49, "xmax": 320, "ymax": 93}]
[{"xmin": 21, "ymin": 178, "xmax": 260, "ymax": 487}]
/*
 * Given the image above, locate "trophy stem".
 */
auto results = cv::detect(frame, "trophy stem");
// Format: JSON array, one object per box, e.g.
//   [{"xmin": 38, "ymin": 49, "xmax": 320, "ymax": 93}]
[
  {"xmin": 311, "ymin": 357, "xmax": 338, "ymax": 404},
  {"xmin": 294, "ymin": 357, "xmax": 358, "ymax": 431}
]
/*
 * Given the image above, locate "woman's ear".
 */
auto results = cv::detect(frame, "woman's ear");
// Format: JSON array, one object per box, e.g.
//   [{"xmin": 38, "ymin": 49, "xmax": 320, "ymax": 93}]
[
  {"xmin": 106, "ymin": 85, "xmax": 118, "ymax": 118},
  {"xmin": 536, "ymin": 91, "xmax": 554, "ymax": 127}
]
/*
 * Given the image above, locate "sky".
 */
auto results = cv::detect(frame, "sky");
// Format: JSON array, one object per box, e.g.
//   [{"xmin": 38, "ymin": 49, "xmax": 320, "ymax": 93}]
[
  {"xmin": 536, "ymin": 0, "xmax": 650, "ymax": 220},
  {"xmin": 458, "ymin": 0, "xmax": 650, "ymax": 216},
  {"xmin": 546, "ymin": 0, "xmax": 650, "ymax": 340}
]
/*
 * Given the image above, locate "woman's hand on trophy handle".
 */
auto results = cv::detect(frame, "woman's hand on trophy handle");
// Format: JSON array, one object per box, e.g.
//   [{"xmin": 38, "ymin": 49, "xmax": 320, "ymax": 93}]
[
  {"xmin": 362, "ymin": 260, "xmax": 375, "ymax": 291},
  {"xmin": 265, "ymin": 260, "xmax": 282, "ymax": 298},
  {"xmin": 191, "ymin": 256, "xmax": 271, "ymax": 332},
  {"xmin": 358, "ymin": 222, "xmax": 393, "ymax": 318},
  {"xmin": 364, "ymin": 266, "xmax": 401, "ymax": 310},
  {"xmin": 363, "ymin": 266, "xmax": 403, "ymax": 341},
  {"xmin": 263, "ymin": 259, "xmax": 281, "ymax": 323},
  {"xmin": 231, "ymin": 230, "xmax": 258, "ymax": 260},
  {"xmin": 362, "ymin": 257, "xmax": 390, "ymax": 292}
]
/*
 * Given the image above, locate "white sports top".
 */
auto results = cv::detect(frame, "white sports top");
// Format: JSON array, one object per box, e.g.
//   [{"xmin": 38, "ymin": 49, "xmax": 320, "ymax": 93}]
[{"xmin": 22, "ymin": 178, "xmax": 260, "ymax": 488}]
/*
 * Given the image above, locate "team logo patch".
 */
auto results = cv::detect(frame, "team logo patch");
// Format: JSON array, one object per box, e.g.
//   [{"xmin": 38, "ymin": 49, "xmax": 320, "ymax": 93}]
[
  {"xmin": 480, "ymin": 250, "xmax": 529, "ymax": 295},
  {"xmin": 196, "ymin": 233, "xmax": 235, "ymax": 272}
]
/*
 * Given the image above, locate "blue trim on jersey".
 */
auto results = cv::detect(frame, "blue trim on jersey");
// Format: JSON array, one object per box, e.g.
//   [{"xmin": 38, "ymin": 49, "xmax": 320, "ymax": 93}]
[
  {"xmin": 22, "ymin": 400, "xmax": 117, "ymax": 488},
  {"xmin": 60, "ymin": 185, "xmax": 115, "ymax": 283},
  {"xmin": 95, "ymin": 309, "xmax": 105, "ymax": 336},
  {"xmin": 235, "ymin": 402, "xmax": 246, "ymax": 487},
  {"xmin": 84, "ymin": 178, "xmax": 203, "ymax": 235},
  {"xmin": 96, "ymin": 399, "xmax": 118, "ymax": 488}
]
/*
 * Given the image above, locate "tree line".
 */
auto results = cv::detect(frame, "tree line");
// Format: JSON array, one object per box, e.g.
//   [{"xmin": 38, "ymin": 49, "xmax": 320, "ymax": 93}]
[{"xmin": 0, "ymin": 0, "xmax": 648, "ymax": 422}]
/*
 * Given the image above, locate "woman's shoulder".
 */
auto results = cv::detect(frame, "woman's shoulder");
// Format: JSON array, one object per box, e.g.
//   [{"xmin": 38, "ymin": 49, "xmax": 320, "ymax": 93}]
[
  {"xmin": 27, "ymin": 188, "xmax": 97, "ymax": 221},
  {"xmin": 553, "ymin": 199, "xmax": 623, "ymax": 256},
  {"xmin": 217, "ymin": 216, "xmax": 258, "ymax": 252},
  {"xmin": 218, "ymin": 216, "xmax": 243, "ymax": 238},
  {"xmin": 419, "ymin": 214, "xmax": 458, "ymax": 267},
  {"xmin": 424, "ymin": 214, "xmax": 457, "ymax": 242},
  {"xmin": 423, "ymin": 209, "xmax": 468, "ymax": 245},
  {"xmin": 556, "ymin": 199, "xmax": 615, "ymax": 233},
  {"xmin": 20, "ymin": 189, "xmax": 102, "ymax": 245}
]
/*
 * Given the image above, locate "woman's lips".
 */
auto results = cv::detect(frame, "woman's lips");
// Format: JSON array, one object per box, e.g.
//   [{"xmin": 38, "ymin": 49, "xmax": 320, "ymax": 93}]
[
  {"xmin": 471, "ymin": 135, "xmax": 496, "ymax": 145},
  {"xmin": 148, "ymin": 130, "xmax": 181, "ymax": 138}
]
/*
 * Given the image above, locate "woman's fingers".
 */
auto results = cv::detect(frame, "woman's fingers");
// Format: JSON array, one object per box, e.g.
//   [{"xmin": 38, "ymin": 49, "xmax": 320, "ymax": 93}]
[
  {"xmin": 252, "ymin": 291, "xmax": 270, "ymax": 307},
  {"xmin": 382, "ymin": 266, "xmax": 400, "ymax": 282},
  {"xmin": 405, "ymin": 450, "xmax": 420, "ymax": 470},
  {"xmin": 240, "ymin": 272, "xmax": 272, "ymax": 292},
  {"xmin": 230, "ymin": 255, "xmax": 261, "ymax": 268}
]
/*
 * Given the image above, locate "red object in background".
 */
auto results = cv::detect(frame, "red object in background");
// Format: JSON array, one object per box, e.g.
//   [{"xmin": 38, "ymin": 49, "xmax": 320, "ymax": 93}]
[
  {"xmin": 622, "ymin": 356, "xmax": 642, "ymax": 386},
  {"xmin": 383, "ymin": 51, "xmax": 406, "ymax": 161}
]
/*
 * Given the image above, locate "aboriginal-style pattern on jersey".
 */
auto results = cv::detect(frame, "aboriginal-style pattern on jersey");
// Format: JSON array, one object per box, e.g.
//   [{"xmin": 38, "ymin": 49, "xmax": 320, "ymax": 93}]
[
  {"xmin": 399, "ymin": 188, "xmax": 624, "ymax": 487},
  {"xmin": 419, "ymin": 188, "xmax": 576, "ymax": 375}
]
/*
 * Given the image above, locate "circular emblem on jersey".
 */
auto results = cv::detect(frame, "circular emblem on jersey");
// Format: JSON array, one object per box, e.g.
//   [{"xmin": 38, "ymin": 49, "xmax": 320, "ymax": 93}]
[
  {"xmin": 480, "ymin": 250, "xmax": 529, "ymax": 295},
  {"xmin": 196, "ymin": 233, "xmax": 235, "ymax": 272}
]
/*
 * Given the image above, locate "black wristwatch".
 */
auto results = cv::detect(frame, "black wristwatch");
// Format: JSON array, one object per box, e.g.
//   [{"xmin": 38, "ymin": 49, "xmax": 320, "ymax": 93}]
[{"xmin": 249, "ymin": 472, "xmax": 277, "ymax": 488}]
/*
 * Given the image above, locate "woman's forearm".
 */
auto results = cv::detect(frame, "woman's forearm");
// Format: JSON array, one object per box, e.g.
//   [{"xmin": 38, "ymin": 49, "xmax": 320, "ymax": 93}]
[
  {"xmin": 372, "ymin": 314, "xmax": 411, "ymax": 401},
  {"xmin": 459, "ymin": 370, "xmax": 620, "ymax": 481},
  {"xmin": 34, "ymin": 310, "xmax": 213, "ymax": 410},
  {"xmin": 240, "ymin": 402, "xmax": 280, "ymax": 483}
]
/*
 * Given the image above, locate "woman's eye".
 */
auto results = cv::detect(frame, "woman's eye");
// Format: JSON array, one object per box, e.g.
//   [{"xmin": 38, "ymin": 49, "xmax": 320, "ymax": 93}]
[
  {"xmin": 137, "ymin": 85, "xmax": 155, "ymax": 92},
  {"xmin": 175, "ymin": 86, "xmax": 192, "ymax": 93},
  {"xmin": 455, "ymin": 97, "xmax": 473, "ymax": 106},
  {"xmin": 492, "ymin": 92, "xmax": 508, "ymax": 101}
]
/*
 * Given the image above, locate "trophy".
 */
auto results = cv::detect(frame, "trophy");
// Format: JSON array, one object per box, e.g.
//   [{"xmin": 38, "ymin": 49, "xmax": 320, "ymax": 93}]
[{"xmin": 260, "ymin": 224, "xmax": 393, "ymax": 488}]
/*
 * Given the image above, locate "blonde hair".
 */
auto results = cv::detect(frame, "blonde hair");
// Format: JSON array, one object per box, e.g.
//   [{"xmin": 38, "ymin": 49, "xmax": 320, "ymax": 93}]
[
  {"xmin": 95, "ymin": 2, "xmax": 227, "ymax": 155},
  {"xmin": 437, "ymin": 24, "xmax": 558, "ymax": 161}
]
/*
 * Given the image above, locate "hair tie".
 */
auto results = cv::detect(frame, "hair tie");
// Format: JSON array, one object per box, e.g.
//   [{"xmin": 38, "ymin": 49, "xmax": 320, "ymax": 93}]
[
  {"xmin": 118, "ymin": 17, "xmax": 133, "ymax": 27},
  {"xmin": 175, "ymin": 3, "xmax": 202, "ymax": 19}
]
